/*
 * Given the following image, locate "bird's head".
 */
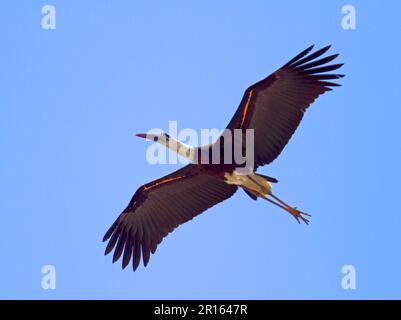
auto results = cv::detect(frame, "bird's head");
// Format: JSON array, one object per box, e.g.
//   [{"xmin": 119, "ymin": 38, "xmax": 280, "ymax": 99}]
[
  {"xmin": 135, "ymin": 131, "xmax": 194, "ymax": 160},
  {"xmin": 135, "ymin": 132, "xmax": 171, "ymax": 143}
]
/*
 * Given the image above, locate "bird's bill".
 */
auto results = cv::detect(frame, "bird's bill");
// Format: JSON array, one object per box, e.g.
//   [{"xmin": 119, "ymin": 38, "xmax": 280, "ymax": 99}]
[{"xmin": 135, "ymin": 133, "xmax": 158, "ymax": 141}]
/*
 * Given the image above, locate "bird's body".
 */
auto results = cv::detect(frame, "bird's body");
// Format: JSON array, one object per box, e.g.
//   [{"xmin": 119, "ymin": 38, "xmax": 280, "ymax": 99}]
[{"xmin": 103, "ymin": 45, "xmax": 344, "ymax": 271}]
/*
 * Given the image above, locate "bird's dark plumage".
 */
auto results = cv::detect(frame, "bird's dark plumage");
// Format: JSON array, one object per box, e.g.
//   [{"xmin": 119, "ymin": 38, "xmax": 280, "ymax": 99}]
[
  {"xmin": 224, "ymin": 44, "xmax": 343, "ymax": 168},
  {"xmin": 103, "ymin": 164, "xmax": 237, "ymax": 270},
  {"xmin": 103, "ymin": 45, "xmax": 344, "ymax": 270}
]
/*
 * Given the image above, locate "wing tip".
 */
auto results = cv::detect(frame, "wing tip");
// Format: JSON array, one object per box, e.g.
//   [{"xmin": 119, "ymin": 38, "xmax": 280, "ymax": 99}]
[
  {"xmin": 122, "ymin": 259, "xmax": 130, "ymax": 270},
  {"xmin": 306, "ymin": 44, "xmax": 315, "ymax": 52},
  {"xmin": 104, "ymin": 245, "xmax": 113, "ymax": 256},
  {"xmin": 291, "ymin": 45, "xmax": 339, "ymax": 69},
  {"xmin": 283, "ymin": 44, "xmax": 315, "ymax": 68},
  {"xmin": 322, "ymin": 44, "xmax": 332, "ymax": 51}
]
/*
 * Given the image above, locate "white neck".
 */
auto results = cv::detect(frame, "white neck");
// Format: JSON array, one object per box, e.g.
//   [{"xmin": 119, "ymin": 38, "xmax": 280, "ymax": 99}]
[{"xmin": 159, "ymin": 136, "xmax": 195, "ymax": 161}]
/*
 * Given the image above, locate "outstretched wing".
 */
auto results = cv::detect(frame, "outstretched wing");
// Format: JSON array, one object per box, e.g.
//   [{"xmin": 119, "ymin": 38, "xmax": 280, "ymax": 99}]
[
  {"xmin": 103, "ymin": 164, "xmax": 237, "ymax": 271},
  {"xmin": 225, "ymin": 45, "xmax": 344, "ymax": 169}
]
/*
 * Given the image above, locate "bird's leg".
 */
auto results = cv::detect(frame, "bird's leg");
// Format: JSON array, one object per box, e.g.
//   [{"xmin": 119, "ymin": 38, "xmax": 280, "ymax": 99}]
[{"xmin": 264, "ymin": 193, "xmax": 311, "ymax": 225}]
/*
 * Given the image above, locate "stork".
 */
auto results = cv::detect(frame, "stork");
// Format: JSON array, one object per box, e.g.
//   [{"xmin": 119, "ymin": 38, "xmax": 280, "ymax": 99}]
[{"xmin": 103, "ymin": 45, "xmax": 344, "ymax": 271}]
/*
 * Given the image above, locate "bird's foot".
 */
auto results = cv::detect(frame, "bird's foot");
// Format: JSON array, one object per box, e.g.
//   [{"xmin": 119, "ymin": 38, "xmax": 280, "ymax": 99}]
[{"xmin": 287, "ymin": 207, "xmax": 311, "ymax": 225}]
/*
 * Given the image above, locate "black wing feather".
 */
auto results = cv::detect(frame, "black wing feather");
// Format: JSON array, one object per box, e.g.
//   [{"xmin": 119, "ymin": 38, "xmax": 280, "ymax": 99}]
[
  {"xmin": 224, "ymin": 45, "xmax": 344, "ymax": 169},
  {"xmin": 103, "ymin": 164, "xmax": 237, "ymax": 271}
]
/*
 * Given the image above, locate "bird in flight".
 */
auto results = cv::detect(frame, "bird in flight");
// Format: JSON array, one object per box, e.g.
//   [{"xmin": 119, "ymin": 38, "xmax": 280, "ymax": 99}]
[{"xmin": 103, "ymin": 45, "xmax": 344, "ymax": 271}]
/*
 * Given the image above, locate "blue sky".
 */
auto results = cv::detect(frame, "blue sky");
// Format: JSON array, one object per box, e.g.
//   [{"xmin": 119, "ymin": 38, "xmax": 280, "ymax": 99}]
[{"xmin": 1, "ymin": 1, "xmax": 400, "ymax": 299}]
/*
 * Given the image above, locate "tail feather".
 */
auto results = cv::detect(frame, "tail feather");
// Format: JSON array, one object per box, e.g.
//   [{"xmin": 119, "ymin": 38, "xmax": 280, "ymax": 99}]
[
  {"xmin": 243, "ymin": 188, "xmax": 258, "ymax": 200},
  {"xmin": 255, "ymin": 173, "xmax": 278, "ymax": 183}
]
